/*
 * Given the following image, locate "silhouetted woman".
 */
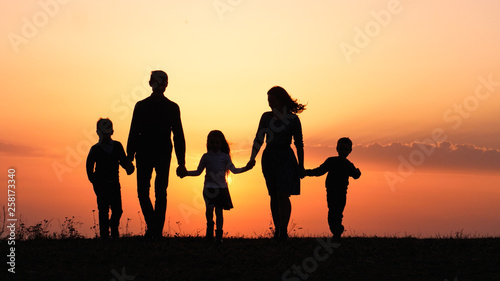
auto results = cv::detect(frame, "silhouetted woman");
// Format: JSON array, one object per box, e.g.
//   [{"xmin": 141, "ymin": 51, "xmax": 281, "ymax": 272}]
[{"xmin": 248, "ymin": 86, "xmax": 306, "ymax": 241}]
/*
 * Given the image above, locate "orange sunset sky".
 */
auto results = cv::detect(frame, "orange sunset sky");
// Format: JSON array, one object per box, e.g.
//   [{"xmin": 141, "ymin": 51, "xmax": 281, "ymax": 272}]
[{"xmin": 1, "ymin": 0, "xmax": 499, "ymax": 238}]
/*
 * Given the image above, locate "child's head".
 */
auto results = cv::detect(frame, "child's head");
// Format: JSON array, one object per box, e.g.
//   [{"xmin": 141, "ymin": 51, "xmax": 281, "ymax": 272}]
[
  {"xmin": 96, "ymin": 118, "xmax": 114, "ymax": 140},
  {"xmin": 336, "ymin": 137, "xmax": 353, "ymax": 158},
  {"xmin": 206, "ymin": 130, "xmax": 230, "ymax": 154}
]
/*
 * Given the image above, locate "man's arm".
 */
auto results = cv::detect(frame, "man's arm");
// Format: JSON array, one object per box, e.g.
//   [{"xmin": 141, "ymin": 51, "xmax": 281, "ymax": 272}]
[
  {"xmin": 127, "ymin": 104, "xmax": 140, "ymax": 162},
  {"xmin": 117, "ymin": 142, "xmax": 135, "ymax": 175},
  {"xmin": 86, "ymin": 148, "xmax": 96, "ymax": 183},
  {"xmin": 172, "ymin": 104, "xmax": 186, "ymax": 166}
]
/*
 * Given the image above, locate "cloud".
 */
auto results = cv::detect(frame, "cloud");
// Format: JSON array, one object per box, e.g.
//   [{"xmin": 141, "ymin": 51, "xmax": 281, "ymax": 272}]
[
  {"xmin": 306, "ymin": 141, "xmax": 500, "ymax": 173},
  {"xmin": 0, "ymin": 141, "xmax": 47, "ymax": 158}
]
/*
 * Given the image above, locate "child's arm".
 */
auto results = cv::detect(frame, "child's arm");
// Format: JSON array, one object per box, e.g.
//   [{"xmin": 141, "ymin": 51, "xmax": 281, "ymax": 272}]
[
  {"xmin": 184, "ymin": 155, "xmax": 207, "ymax": 177},
  {"xmin": 227, "ymin": 155, "xmax": 253, "ymax": 174},
  {"xmin": 117, "ymin": 142, "xmax": 135, "ymax": 175},
  {"xmin": 305, "ymin": 159, "xmax": 330, "ymax": 177},
  {"xmin": 227, "ymin": 162, "xmax": 250, "ymax": 174},
  {"xmin": 350, "ymin": 163, "xmax": 361, "ymax": 179}
]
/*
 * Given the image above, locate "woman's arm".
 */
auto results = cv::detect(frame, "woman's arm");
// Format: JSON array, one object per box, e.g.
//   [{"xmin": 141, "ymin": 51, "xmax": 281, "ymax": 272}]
[
  {"xmin": 293, "ymin": 116, "xmax": 305, "ymax": 176},
  {"xmin": 249, "ymin": 113, "xmax": 268, "ymax": 162}
]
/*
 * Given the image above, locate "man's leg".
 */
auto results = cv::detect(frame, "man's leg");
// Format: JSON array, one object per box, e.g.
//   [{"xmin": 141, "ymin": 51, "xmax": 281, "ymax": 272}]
[
  {"xmin": 153, "ymin": 152, "xmax": 171, "ymax": 237},
  {"xmin": 136, "ymin": 155, "xmax": 155, "ymax": 236}
]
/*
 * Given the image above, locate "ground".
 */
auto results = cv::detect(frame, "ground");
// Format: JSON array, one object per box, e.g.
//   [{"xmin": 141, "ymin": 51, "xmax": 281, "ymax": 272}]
[{"xmin": 3, "ymin": 236, "xmax": 500, "ymax": 281}]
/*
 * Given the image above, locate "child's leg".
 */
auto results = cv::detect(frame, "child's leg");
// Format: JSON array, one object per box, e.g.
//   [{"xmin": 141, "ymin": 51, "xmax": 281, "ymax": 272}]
[
  {"xmin": 327, "ymin": 190, "xmax": 347, "ymax": 239},
  {"xmin": 109, "ymin": 184, "xmax": 123, "ymax": 238},
  {"xmin": 206, "ymin": 205, "xmax": 215, "ymax": 224},
  {"xmin": 215, "ymin": 207, "xmax": 223, "ymax": 231},
  {"xmin": 206, "ymin": 205, "xmax": 215, "ymax": 238},
  {"xmin": 215, "ymin": 207, "xmax": 223, "ymax": 242},
  {"xmin": 94, "ymin": 184, "xmax": 110, "ymax": 238}
]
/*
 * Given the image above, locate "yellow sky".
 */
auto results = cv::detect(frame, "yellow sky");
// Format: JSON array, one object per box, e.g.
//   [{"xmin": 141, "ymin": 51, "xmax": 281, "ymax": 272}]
[{"xmin": 1, "ymin": 0, "xmax": 500, "ymax": 237}]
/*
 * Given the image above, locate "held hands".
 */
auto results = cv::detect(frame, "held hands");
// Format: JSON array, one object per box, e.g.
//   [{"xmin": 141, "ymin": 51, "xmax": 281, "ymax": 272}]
[
  {"xmin": 299, "ymin": 166, "xmax": 306, "ymax": 179},
  {"xmin": 245, "ymin": 159, "xmax": 256, "ymax": 170},
  {"xmin": 176, "ymin": 165, "xmax": 187, "ymax": 178},
  {"xmin": 125, "ymin": 163, "xmax": 135, "ymax": 175}
]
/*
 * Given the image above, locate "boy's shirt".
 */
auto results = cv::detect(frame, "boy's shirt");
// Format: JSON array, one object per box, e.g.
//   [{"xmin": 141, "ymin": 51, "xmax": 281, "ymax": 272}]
[
  {"xmin": 86, "ymin": 140, "xmax": 129, "ymax": 184},
  {"xmin": 308, "ymin": 156, "xmax": 360, "ymax": 191}
]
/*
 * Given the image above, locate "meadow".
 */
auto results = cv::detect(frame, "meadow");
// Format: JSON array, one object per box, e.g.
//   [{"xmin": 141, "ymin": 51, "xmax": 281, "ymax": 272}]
[{"xmin": 1, "ymin": 217, "xmax": 499, "ymax": 281}]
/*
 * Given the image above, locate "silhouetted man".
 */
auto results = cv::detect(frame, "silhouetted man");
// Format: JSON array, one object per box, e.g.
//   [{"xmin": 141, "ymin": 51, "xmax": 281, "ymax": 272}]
[{"xmin": 127, "ymin": 70, "xmax": 186, "ymax": 238}]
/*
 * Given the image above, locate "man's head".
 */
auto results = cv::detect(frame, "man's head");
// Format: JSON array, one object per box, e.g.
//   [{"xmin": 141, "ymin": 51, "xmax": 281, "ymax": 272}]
[{"xmin": 149, "ymin": 70, "xmax": 168, "ymax": 92}]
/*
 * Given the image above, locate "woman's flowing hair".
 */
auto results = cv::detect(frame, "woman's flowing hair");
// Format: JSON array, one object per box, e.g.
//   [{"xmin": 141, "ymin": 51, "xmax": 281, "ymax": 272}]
[{"xmin": 267, "ymin": 86, "xmax": 306, "ymax": 114}]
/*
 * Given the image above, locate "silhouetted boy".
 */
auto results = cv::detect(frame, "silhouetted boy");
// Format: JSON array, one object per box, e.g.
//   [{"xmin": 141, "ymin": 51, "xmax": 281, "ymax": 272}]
[
  {"xmin": 305, "ymin": 137, "xmax": 361, "ymax": 243},
  {"xmin": 86, "ymin": 118, "xmax": 134, "ymax": 238}
]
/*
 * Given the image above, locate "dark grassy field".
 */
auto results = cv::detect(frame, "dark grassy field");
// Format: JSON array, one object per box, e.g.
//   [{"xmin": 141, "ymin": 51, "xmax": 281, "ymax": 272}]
[{"xmin": 3, "ymin": 236, "xmax": 500, "ymax": 281}]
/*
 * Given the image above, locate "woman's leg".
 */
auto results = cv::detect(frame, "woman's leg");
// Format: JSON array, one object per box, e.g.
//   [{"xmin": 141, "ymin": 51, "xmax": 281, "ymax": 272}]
[
  {"xmin": 270, "ymin": 191, "xmax": 291, "ymax": 239},
  {"xmin": 270, "ymin": 194, "xmax": 281, "ymax": 237},
  {"xmin": 278, "ymin": 191, "xmax": 291, "ymax": 239}
]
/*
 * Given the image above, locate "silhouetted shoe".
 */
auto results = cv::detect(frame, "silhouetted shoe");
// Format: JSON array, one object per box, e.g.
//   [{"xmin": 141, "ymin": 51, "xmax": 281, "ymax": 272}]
[
  {"xmin": 206, "ymin": 222, "xmax": 214, "ymax": 240},
  {"xmin": 332, "ymin": 235, "xmax": 341, "ymax": 248},
  {"xmin": 100, "ymin": 231, "xmax": 109, "ymax": 240},
  {"xmin": 144, "ymin": 228, "xmax": 155, "ymax": 240},
  {"xmin": 273, "ymin": 228, "xmax": 280, "ymax": 241},
  {"xmin": 215, "ymin": 230, "xmax": 223, "ymax": 245},
  {"xmin": 111, "ymin": 227, "xmax": 119, "ymax": 239},
  {"xmin": 279, "ymin": 227, "xmax": 288, "ymax": 242}
]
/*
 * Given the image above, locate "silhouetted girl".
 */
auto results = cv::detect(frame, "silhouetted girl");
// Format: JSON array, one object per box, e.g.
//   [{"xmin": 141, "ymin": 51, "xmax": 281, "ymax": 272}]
[
  {"xmin": 248, "ymin": 86, "xmax": 306, "ymax": 241},
  {"xmin": 180, "ymin": 130, "xmax": 254, "ymax": 243}
]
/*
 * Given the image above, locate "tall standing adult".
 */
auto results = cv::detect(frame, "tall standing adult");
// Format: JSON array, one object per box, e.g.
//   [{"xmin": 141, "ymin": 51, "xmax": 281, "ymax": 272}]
[
  {"xmin": 248, "ymin": 86, "xmax": 306, "ymax": 241},
  {"xmin": 127, "ymin": 70, "xmax": 186, "ymax": 238}
]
